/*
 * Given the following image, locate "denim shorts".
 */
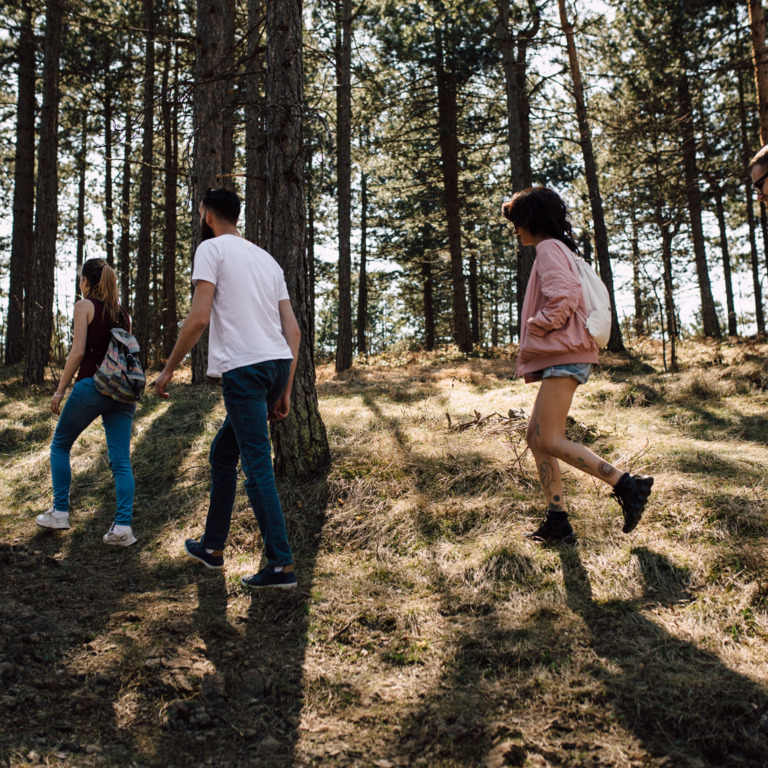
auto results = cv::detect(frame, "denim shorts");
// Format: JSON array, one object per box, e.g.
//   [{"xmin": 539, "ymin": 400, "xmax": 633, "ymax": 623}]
[{"xmin": 540, "ymin": 363, "xmax": 594, "ymax": 385}]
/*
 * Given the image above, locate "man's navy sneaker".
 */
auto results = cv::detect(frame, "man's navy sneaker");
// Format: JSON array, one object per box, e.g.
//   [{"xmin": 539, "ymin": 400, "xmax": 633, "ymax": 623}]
[
  {"xmin": 241, "ymin": 566, "xmax": 297, "ymax": 589},
  {"xmin": 184, "ymin": 539, "xmax": 224, "ymax": 569}
]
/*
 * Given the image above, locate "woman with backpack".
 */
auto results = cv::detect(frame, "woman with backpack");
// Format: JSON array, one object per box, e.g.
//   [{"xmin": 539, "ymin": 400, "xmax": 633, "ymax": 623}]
[
  {"xmin": 36, "ymin": 258, "xmax": 138, "ymax": 547},
  {"xmin": 503, "ymin": 187, "xmax": 653, "ymax": 544}
]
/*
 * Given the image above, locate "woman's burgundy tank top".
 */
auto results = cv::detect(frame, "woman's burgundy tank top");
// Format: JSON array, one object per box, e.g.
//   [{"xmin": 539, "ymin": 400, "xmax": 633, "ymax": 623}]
[{"xmin": 76, "ymin": 299, "xmax": 130, "ymax": 382}]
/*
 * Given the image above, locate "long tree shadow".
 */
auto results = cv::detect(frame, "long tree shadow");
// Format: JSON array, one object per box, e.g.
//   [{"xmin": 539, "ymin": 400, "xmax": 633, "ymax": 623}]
[{"xmin": 559, "ymin": 546, "xmax": 768, "ymax": 767}]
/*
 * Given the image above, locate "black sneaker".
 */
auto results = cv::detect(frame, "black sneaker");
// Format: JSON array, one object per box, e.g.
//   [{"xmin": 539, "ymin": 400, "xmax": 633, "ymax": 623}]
[
  {"xmin": 612, "ymin": 473, "xmax": 654, "ymax": 533},
  {"xmin": 526, "ymin": 513, "xmax": 577, "ymax": 545},
  {"xmin": 184, "ymin": 539, "xmax": 224, "ymax": 569},
  {"xmin": 241, "ymin": 566, "xmax": 297, "ymax": 589}
]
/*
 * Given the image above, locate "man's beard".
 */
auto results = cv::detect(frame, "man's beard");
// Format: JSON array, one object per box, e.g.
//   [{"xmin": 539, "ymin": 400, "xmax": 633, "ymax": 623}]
[{"xmin": 200, "ymin": 219, "xmax": 216, "ymax": 241}]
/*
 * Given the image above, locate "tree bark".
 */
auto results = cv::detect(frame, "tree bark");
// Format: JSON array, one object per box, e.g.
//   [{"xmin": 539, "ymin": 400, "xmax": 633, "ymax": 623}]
[
  {"xmin": 134, "ymin": 0, "xmax": 155, "ymax": 367},
  {"xmin": 335, "ymin": 0, "xmax": 354, "ymax": 371},
  {"xmin": 190, "ymin": 0, "xmax": 236, "ymax": 382},
  {"xmin": 118, "ymin": 107, "xmax": 133, "ymax": 312},
  {"xmin": 710, "ymin": 182, "xmax": 737, "ymax": 336},
  {"xmin": 306, "ymin": 142, "xmax": 316, "ymax": 350},
  {"xmin": 748, "ymin": 0, "xmax": 768, "ymax": 144},
  {"xmin": 676, "ymin": 72, "xmax": 721, "ymax": 338},
  {"xmin": 658, "ymin": 219, "xmax": 678, "ymax": 371},
  {"xmin": 496, "ymin": 0, "xmax": 538, "ymax": 332},
  {"xmin": 422, "ymin": 256, "xmax": 435, "ymax": 351},
  {"xmin": 245, "ymin": 0, "xmax": 267, "ymax": 246},
  {"xmin": 434, "ymin": 26, "xmax": 472, "ymax": 353},
  {"xmin": 162, "ymin": 42, "xmax": 179, "ymax": 360},
  {"xmin": 631, "ymin": 217, "xmax": 644, "ymax": 338},
  {"xmin": 24, "ymin": 0, "xmax": 63, "ymax": 385},
  {"xmin": 104, "ymin": 61, "xmax": 115, "ymax": 266},
  {"xmin": 266, "ymin": 0, "xmax": 330, "ymax": 478},
  {"xmin": 357, "ymin": 171, "xmax": 368, "ymax": 355},
  {"xmin": 558, "ymin": 0, "xmax": 624, "ymax": 352},
  {"xmin": 75, "ymin": 114, "xmax": 87, "ymax": 297},
  {"xmin": 6, "ymin": 0, "xmax": 35, "ymax": 366}
]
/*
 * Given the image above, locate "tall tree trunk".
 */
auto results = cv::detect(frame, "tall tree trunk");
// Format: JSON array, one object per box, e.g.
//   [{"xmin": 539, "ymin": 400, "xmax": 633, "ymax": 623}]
[
  {"xmin": 468, "ymin": 248, "xmax": 479, "ymax": 344},
  {"xmin": 738, "ymin": 65, "xmax": 765, "ymax": 335},
  {"xmin": 118, "ymin": 107, "xmax": 133, "ymax": 311},
  {"xmin": 245, "ymin": 0, "xmax": 267, "ymax": 246},
  {"xmin": 496, "ymin": 0, "xmax": 538, "ymax": 331},
  {"xmin": 711, "ymin": 182, "xmax": 737, "ymax": 336},
  {"xmin": 335, "ymin": 0, "xmax": 354, "ymax": 371},
  {"xmin": 266, "ymin": 0, "xmax": 330, "ymax": 478},
  {"xmin": 558, "ymin": 0, "xmax": 624, "ymax": 352},
  {"xmin": 434, "ymin": 26, "xmax": 472, "ymax": 353},
  {"xmin": 134, "ymin": 0, "xmax": 155, "ymax": 367},
  {"xmin": 357, "ymin": 171, "xmax": 368, "ymax": 355},
  {"xmin": 190, "ymin": 0, "xmax": 236, "ymax": 382},
  {"xmin": 631, "ymin": 217, "xmax": 644, "ymax": 338},
  {"xmin": 659, "ymin": 221, "xmax": 678, "ymax": 371},
  {"xmin": 75, "ymin": 114, "xmax": 87, "ymax": 297},
  {"xmin": 676, "ymin": 72, "xmax": 721, "ymax": 338},
  {"xmin": 24, "ymin": 0, "xmax": 63, "ymax": 385},
  {"xmin": 749, "ymin": 0, "xmax": 768, "ymax": 144},
  {"xmin": 306, "ymin": 142, "xmax": 316, "ymax": 350},
  {"xmin": 6, "ymin": 0, "xmax": 35, "ymax": 366},
  {"xmin": 162, "ymin": 42, "xmax": 179, "ymax": 360},
  {"xmin": 422, "ymin": 257, "xmax": 435, "ymax": 351},
  {"xmin": 104, "ymin": 62, "xmax": 115, "ymax": 266}
]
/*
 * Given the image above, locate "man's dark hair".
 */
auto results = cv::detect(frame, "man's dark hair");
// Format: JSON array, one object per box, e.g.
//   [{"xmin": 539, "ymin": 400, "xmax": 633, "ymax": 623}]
[
  {"xmin": 201, "ymin": 187, "xmax": 241, "ymax": 224},
  {"xmin": 748, "ymin": 144, "xmax": 768, "ymax": 173}
]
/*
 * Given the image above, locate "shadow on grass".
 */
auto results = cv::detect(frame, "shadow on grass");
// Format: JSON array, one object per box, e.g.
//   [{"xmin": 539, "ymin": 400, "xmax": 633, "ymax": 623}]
[
  {"xmin": 559, "ymin": 545, "xmax": 768, "ymax": 767},
  {"xmin": 0, "ymin": 385, "xmax": 330, "ymax": 767}
]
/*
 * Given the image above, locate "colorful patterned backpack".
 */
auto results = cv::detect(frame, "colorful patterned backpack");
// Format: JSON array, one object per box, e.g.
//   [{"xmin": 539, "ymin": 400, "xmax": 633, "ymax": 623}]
[{"xmin": 93, "ymin": 328, "xmax": 146, "ymax": 403}]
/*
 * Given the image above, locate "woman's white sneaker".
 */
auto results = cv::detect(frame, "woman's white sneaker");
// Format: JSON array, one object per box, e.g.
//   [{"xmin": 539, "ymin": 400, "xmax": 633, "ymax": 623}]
[
  {"xmin": 103, "ymin": 523, "xmax": 137, "ymax": 547},
  {"xmin": 35, "ymin": 507, "xmax": 70, "ymax": 530}
]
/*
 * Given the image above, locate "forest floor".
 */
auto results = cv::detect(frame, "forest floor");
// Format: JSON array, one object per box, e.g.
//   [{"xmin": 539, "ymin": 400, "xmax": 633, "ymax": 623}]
[{"xmin": 1, "ymin": 339, "xmax": 768, "ymax": 768}]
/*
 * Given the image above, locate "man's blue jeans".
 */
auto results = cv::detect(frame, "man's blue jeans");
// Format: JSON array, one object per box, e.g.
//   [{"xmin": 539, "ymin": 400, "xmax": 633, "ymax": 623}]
[
  {"xmin": 202, "ymin": 359, "xmax": 293, "ymax": 565},
  {"xmin": 50, "ymin": 377, "xmax": 136, "ymax": 524}
]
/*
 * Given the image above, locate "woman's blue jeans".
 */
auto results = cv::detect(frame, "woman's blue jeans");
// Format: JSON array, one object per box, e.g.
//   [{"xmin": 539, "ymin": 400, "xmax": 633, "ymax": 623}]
[
  {"xmin": 50, "ymin": 377, "xmax": 136, "ymax": 524},
  {"xmin": 202, "ymin": 359, "xmax": 293, "ymax": 566}
]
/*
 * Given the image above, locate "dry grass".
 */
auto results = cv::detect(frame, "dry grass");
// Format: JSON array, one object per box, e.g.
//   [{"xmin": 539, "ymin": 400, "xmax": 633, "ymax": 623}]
[{"xmin": 1, "ymin": 339, "xmax": 768, "ymax": 767}]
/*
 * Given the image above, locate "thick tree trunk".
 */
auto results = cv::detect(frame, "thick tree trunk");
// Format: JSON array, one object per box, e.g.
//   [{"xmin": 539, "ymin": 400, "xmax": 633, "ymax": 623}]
[
  {"xmin": 190, "ymin": 0, "xmax": 236, "ymax": 382},
  {"xmin": 118, "ymin": 108, "xmax": 132, "ymax": 312},
  {"xmin": 422, "ymin": 257, "xmax": 435, "ymax": 351},
  {"xmin": 162, "ymin": 43, "xmax": 179, "ymax": 360},
  {"xmin": 245, "ymin": 0, "xmax": 267, "ymax": 246},
  {"xmin": 677, "ymin": 73, "xmax": 721, "ymax": 338},
  {"xmin": 357, "ymin": 171, "xmax": 368, "ymax": 355},
  {"xmin": 558, "ymin": 0, "xmax": 624, "ymax": 352},
  {"xmin": 134, "ymin": 0, "xmax": 155, "ymax": 367},
  {"xmin": 749, "ymin": 0, "xmax": 768, "ymax": 144},
  {"xmin": 6, "ymin": 0, "xmax": 35, "ymax": 366},
  {"xmin": 434, "ymin": 27, "xmax": 472, "ymax": 353},
  {"xmin": 335, "ymin": 0, "xmax": 354, "ymax": 371},
  {"xmin": 266, "ymin": 0, "xmax": 330, "ymax": 478},
  {"xmin": 496, "ymin": 0, "xmax": 537, "ymax": 330},
  {"xmin": 24, "ymin": 0, "xmax": 63, "ymax": 385}
]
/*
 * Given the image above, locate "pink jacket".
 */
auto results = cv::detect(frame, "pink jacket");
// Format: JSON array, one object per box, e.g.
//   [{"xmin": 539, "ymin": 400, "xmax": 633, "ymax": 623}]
[{"xmin": 516, "ymin": 238, "xmax": 599, "ymax": 378}]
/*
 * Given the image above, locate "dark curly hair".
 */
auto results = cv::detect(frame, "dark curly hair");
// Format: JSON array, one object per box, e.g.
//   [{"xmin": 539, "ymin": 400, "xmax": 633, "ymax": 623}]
[{"xmin": 501, "ymin": 187, "xmax": 578, "ymax": 253}]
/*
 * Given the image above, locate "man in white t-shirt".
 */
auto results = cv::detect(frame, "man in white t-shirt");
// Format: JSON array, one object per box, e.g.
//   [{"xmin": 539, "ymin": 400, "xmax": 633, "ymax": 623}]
[{"xmin": 154, "ymin": 188, "xmax": 301, "ymax": 589}]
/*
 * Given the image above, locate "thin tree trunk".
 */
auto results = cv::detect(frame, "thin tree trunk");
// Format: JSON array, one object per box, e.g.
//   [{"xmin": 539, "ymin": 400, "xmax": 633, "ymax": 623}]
[
  {"xmin": 469, "ymin": 248, "xmax": 479, "ymax": 344},
  {"xmin": 422, "ymin": 257, "xmax": 435, "ymax": 351},
  {"xmin": 119, "ymin": 107, "xmax": 133, "ymax": 312},
  {"xmin": 335, "ymin": 0, "xmax": 354, "ymax": 371},
  {"xmin": 24, "ymin": 0, "xmax": 63, "ymax": 385},
  {"xmin": 162, "ymin": 42, "xmax": 178, "ymax": 360},
  {"xmin": 75, "ymin": 113, "xmax": 87, "ymax": 297},
  {"xmin": 677, "ymin": 72, "xmax": 721, "ymax": 338},
  {"xmin": 134, "ymin": 0, "xmax": 155, "ymax": 367},
  {"xmin": 496, "ymin": 0, "xmax": 538, "ymax": 330},
  {"xmin": 659, "ymin": 222, "xmax": 678, "ymax": 371},
  {"xmin": 558, "ymin": 0, "xmax": 624, "ymax": 352},
  {"xmin": 711, "ymin": 182, "xmax": 737, "ymax": 336},
  {"xmin": 631, "ymin": 218, "xmax": 644, "ymax": 338},
  {"xmin": 266, "ymin": 0, "xmax": 330, "ymax": 477},
  {"xmin": 306, "ymin": 142, "xmax": 316, "ymax": 350},
  {"xmin": 434, "ymin": 26, "xmax": 472, "ymax": 353},
  {"xmin": 738, "ymin": 65, "xmax": 765, "ymax": 335},
  {"xmin": 749, "ymin": 0, "xmax": 768, "ymax": 144},
  {"xmin": 357, "ymin": 171, "xmax": 368, "ymax": 355},
  {"xmin": 245, "ymin": 0, "xmax": 267, "ymax": 245},
  {"xmin": 104, "ymin": 63, "xmax": 115, "ymax": 266},
  {"xmin": 6, "ymin": 0, "xmax": 35, "ymax": 366},
  {"xmin": 190, "ymin": 0, "xmax": 235, "ymax": 382}
]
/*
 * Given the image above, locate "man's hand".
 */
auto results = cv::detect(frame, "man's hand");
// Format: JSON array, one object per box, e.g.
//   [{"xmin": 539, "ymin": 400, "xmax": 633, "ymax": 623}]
[
  {"xmin": 153, "ymin": 369, "xmax": 173, "ymax": 399},
  {"xmin": 268, "ymin": 391, "xmax": 291, "ymax": 421}
]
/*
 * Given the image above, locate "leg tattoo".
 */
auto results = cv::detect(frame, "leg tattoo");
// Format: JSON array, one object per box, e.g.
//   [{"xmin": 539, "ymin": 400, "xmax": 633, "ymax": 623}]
[{"xmin": 597, "ymin": 461, "xmax": 616, "ymax": 478}]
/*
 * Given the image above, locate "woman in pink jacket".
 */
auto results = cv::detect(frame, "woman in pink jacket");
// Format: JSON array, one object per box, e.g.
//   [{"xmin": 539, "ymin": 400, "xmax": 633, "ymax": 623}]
[{"xmin": 502, "ymin": 187, "xmax": 653, "ymax": 544}]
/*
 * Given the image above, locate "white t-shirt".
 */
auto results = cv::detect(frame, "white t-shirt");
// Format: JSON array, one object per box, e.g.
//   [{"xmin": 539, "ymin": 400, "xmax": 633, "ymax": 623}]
[{"xmin": 191, "ymin": 234, "xmax": 293, "ymax": 377}]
